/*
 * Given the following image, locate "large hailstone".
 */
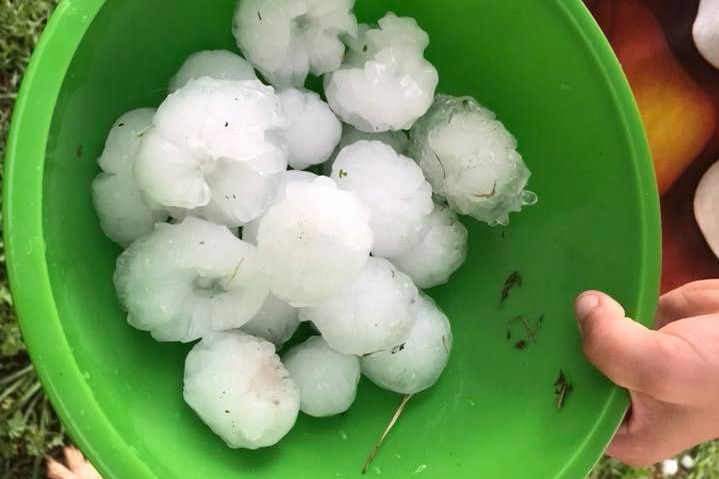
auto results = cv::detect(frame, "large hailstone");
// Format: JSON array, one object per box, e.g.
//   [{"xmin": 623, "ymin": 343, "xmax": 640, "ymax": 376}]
[
  {"xmin": 389, "ymin": 204, "xmax": 468, "ymax": 288},
  {"xmin": 361, "ymin": 293, "xmax": 452, "ymax": 394},
  {"xmin": 331, "ymin": 141, "xmax": 433, "ymax": 257},
  {"xmin": 283, "ymin": 336, "xmax": 360, "ymax": 417},
  {"xmin": 135, "ymin": 78, "xmax": 288, "ymax": 227},
  {"xmin": 114, "ymin": 217, "xmax": 270, "ymax": 342},
  {"xmin": 184, "ymin": 331, "xmax": 300, "ymax": 449},
  {"xmin": 241, "ymin": 293, "xmax": 299, "ymax": 347},
  {"xmin": 279, "ymin": 88, "xmax": 341, "ymax": 170},
  {"xmin": 325, "ymin": 13, "xmax": 438, "ymax": 132},
  {"xmin": 410, "ymin": 94, "xmax": 536, "ymax": 225},
  {"xmin": 242, "ymin": 170, "xmax": 317, "ymax": 245},
  {"xmin": 92, "ymin": 109, "xmax": 167, "ymax": 246},
  {"xmin": 169, "ymin": 50, "xmax": 258, "ymax": 91},
  {"xmin": 339, "ymin": 124, "xmax": 409, "ymax": 154},
  {"xmin": 300, "ymin": 257, "xmax": 419, "ymax": 355},
  {"xmin": 233, "ymin": 0, "xmax": 358, "ymax": 87},
  {"xmin": 257, "ymin": 176, "xmax": 373, "ymax": 307}
]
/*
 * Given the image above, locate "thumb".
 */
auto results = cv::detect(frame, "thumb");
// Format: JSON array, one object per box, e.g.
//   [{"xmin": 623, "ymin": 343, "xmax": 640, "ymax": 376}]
[{"xmin": 575, "ymin": 291, "xmax": 701, "ymax": 404}]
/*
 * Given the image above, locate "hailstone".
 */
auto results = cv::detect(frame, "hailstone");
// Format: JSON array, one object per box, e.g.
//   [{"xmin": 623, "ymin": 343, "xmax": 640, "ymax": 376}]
[
  {"xmin": 331, "ymin": 141, "xmax": 433, "ymax": 257},
  {"xmin": 410, "ymin": 94, "xmax": 536, "ymax": 225},
  {"xmin": 361, "ymin": 293, "xmax": 452, "ymax": 394},
  {"xmin": 183, "ymin": 331, "xmax": 299, "ymax": 449},
  {"xmin": 300, "ymin": 257, "xmax": 419, "ymax": 356},
  {"xmin": 283, "ymin": 336, "xmax": 360, "ymax": 417},
  {"xmin": 92, "ymin": 109, "xmax": 166, "ymax": 246},
  {"xmin": 169, "ymin": 50, "xmax": 258, "ymax": 91},
  {"xmin": 233, "ymin": 0, "xmax": 358, "ymax": 87},
  {"xmin": 389, "ymin": 204, "xmax": 468, "ymax": 288},
  {"xmin": 114, "ymin": 217, "xmax": 270, "ymax": 342},
  {"xmin": 279, "ymin": 88, "xmax": 341, "ymax": 170},
  {"xmin": 241, "ymin": 293, "xmax": 300, "ymax": 347}
]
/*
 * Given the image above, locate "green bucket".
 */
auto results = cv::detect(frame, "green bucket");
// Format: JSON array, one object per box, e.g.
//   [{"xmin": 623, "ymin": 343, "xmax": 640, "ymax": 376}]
[{"xmin": 3, "ymin": 0, "xmax": 660, "ymax": 478}]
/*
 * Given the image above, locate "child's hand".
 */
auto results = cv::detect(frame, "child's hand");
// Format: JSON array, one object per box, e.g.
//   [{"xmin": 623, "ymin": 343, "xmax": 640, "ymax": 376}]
[{"xmin": 575, "ymin": 280, "xmax": 719, "ymax": 466}]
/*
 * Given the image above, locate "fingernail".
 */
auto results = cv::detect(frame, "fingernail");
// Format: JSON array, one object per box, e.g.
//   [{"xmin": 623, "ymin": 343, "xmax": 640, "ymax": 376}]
[{"xmin": 575, "ymin": 293, "xmax": 599, "ymax": 335}]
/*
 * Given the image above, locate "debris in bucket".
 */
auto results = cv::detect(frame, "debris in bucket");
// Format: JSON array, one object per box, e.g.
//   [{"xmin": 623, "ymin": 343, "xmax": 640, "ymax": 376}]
[
  {"xmin": 361, "ymin": 394, "xmax": 413, "ymax": 474},
  {"xmin": 554, "ymin": 370, "xmax": 573, "ymax": 410},
  {"xmin": 499, "ymin": 271, "xmax": 522, "ymax": 307},
  {"xmin": 506, "ymin": 313, "xmax": 544, "ymax": 347}
]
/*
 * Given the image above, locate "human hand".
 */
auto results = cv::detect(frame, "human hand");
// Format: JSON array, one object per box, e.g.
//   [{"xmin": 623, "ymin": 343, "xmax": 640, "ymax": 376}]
[
  {"xmin": 47, "ymin": 446, "xmax": 103, "ymax": 479},
  {"xmin": 575, "ymin": 280, "xmax": 719, "ymax": 466}
]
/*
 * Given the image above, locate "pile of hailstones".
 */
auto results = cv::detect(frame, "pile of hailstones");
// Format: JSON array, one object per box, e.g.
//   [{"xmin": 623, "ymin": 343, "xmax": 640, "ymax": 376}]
[{"xmin": 93, "ymin": 1, "xmax": 535, "ymax": 450}]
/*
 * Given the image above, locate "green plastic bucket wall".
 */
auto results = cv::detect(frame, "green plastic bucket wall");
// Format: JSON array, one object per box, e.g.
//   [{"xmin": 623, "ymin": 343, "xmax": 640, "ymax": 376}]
[{"xmin": 4, "ymin": 0, "xmax": 660, "ymax": 478}]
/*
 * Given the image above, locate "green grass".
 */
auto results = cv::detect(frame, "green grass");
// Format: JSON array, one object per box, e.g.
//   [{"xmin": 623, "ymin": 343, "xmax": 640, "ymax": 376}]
[{"xmin": 0, "ymin": 1, "xmax": 717, "ymax": 478}]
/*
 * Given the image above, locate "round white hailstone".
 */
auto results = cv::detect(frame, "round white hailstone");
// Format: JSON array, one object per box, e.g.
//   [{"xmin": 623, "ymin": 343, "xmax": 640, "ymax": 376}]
[
  {"xmin": 325, "ymin": 13, "xmax": 438, "ymax": 132},
  {"xmin": 331, "ymin": 141, "xmax": 433, "ymax": 257},
  {"xmin": 389, "ymin": 204, "xmax": 468, "ymax": 289},
  {"xmin": 183, "ymin": 331, "xmax": 299, "ymax": 449},
  {"xmin": 114, "ymin": 217, "xmax": 270, "ymax": 342},
  {"xmin": 339, "ymin": 124, "xmax": 409, "ymax": 154},
  {"xmin": 279, "ymin": 88, "xmax": 341, "ymax": 170},
  {"xmin": 233, "ymin": 0, "xmax": 358, "ymax": 87},
  {"xmin": 661, "ymin": 459, "xmax": 680, "ymax": 477},
  {"xmin": 361, "ymin": 293, "xmax": 452, "ymax": 394},
  {"xmin": 256, "ymin": 176, "xmax": 373, "ymax": 307},
  {"xmin": 169, "ymin": 50, "xmax": 258, "ymax": 91},
  {"xmin": 241, "ymin": 293, "xmax": 299, "ymax": 347},
  {"xmin": 92, "ymin": 109, "xmax": 166, "ymax": 246},
  {"xmin": 242, "ymin": 170, "xmax": 318, "ymax": 245},
  {"xmin": 410, "ymin": 94, "xmax": 536, "ymax": 226},
  {"xmin": 300, "ymin": 257, "xmax": 419, "ymax": 355},
  {"xmin": 680, "ymin": 455, "xmax": 696, "ymax": 470},
  {"xmin": 283, "ymin": 336, "xmax": 360, "ymax": 417},
  {"xmin": 134, "ymin": 78, "xmax": 288, "ymax": 224}
]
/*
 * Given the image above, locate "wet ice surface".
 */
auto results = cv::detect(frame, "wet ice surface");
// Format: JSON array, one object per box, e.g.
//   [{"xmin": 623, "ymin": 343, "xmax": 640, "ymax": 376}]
[
  {"xmin": 283, "ymin": 336, "xmax": 360, "ymax": 417},
  {"xmin": 92, "ymin": 108, "xmax": 167, "ymax": 246},
  {"xmin": 114, "ymin": 217, "xmax": 270, "ymax": 342},
  {"xmin": 241, "ymin": 292, "xmax": 300, "ymax": 347},
  {"xmin": 300, "ymin": 257, "xmax": 419, "ymax": 356},
  {"xmin": 361, "ymin": 293, "xmax": 452, "ymax": 394},
  {"xmin": 331, "ymin": 141, "xmax": 433, "ymax": 257},
  {"xmin": 169, "ymin": 50, "xmax": 258, "ymax": 91},
  {"xmin": 256, "ymin": 176, "xmax": 373, "ymax": 307},
  {"xmin": 410, "ymin": 94, "xmax": 537, "ymax": 225},
  {"xmin": 325, "ymin": 13, "xmax": 438, "ymax": 132},
  {"xmin": 184, "ymin": 331, "xmax": 299, "ymax": 449},
  {"xmin": 234, "ymin": 0, "xmax": 357, "ymax": 87}
]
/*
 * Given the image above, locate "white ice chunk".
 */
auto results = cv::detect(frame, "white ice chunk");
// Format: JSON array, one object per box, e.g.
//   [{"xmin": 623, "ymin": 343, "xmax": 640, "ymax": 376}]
[
  {"xmin": 389, "ymin": 204, "xmax": 468, "ymax": 288},
  {"xmin": 283, "ymin": 336, "xmax": 360, "ymax": 417},
  {"xmin": 300, "ymin": 257, "xmax": 418, "ymax": 355},
  {"xmin": 280, "ymin": 88, "xmax": 341, "ymax": 170},
  {"xmin": 114, "ymin": 217, "xmax": 270, "ymax": 342},
  {"xmin": 331, "ymin": 141, "xmax": 433, "ymax": 257},
  {"xmin": 183, "ymin": 331, "xmax": 299, "ymax": 449},
  {"xmin": 169, "ymin": 50, "xmax": 258, "ymax": 91},
  {"xmin": 241, "ymin": 293, "xmax": 299, "ymax": 347},
  {"xmin": 256, "ymin": 176, "xmax": 373, "ymax": 307},
  {"xmin": 410, "ymin": 94, "xmax": 536, "ymax": 225},
  {"xmin": 234, "ymin": 0, "xmax": 357, "ymax": 87},
  {"xmin": 92, "ymin": 109, "xmax": 166, "ymax": 246},
  {"xmin": 361, "ymin": 293, "xmax": 452, "ymax": 394},
  {"xmin": 339, "ymin": 124, "xmax": 409, "ymax": 154}
]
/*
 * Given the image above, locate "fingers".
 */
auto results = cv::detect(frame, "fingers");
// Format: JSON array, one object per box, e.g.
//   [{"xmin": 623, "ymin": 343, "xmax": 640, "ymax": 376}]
[
  {"xmin": 47, "ymin": 457, "xmax": 76, "ymax": 479},
  {"xmin": 575, "ymin": 291, "xmax": 715, "ymax": 404},
  {"xmin": 64, "ymin": 447, "xmax": 104, "ymax": 479},
  {"xmin": 657, "ymin": 279, "xmax": 719, "ymax": 328},
  {"xmin": 605, "ymin": 392, "xmax": 719, "ymax": 467}
]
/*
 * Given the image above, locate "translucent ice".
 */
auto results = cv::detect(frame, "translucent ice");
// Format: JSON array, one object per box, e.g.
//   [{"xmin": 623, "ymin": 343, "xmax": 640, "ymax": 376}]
[
  {"xmin": 300, "ymin": 257, "xmax": 418, "ymax": 355},
  {"xmin": 169, "ymin": 50, "xmax": 258, "ymax": 91},
  {"xmin": 92, "ymin": 109, "xmax": 167, "ymax": 246},
  {"xmin": 325, "ymin": 13, "xmax": 438, "ymax": 132},
  {"xmin": 410, "ymin": 94, "xmax": 536, "ymax": 225},
  {"xmin": 256, "ymin": 176, "xmax": 373, "ymax": 307},
  {"xmin": 234, "ymin": 0, "xmax": 357, "ymax": 87},
  {"xmin": 389, "ymin": 204, "xmax": 468, "ymax": 288},
  {"xmin": 183, "ymin": 331, "xmax": 299, "ymax": 449},
  {"xmin": 338, "ymin": 124, "xmax": 409, "ymax": 154},
  {"xmin": 241, "ymin": 293, "xmax": 300, "ymax": 347},
  {"xmin": 279, "ymin": 88, "xmax": 341, "ymax": 170},
  {"xmin": 331, "ymin": 141, "xmax": 433, "ymax": 257},
  {"xmin": 283, "ymin": 336, "xmax": 360, "ymax": 417},
  {"xmin": 361, "ymin": 293, "xmax": 452, "ymax": 394},
  {"xmin": 114, "ymin": 217, "xmax": 270, "ymax": 342},
  {"xmin": 134, "ymin": 78, "xmax": 288, "ymax": 226}
]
